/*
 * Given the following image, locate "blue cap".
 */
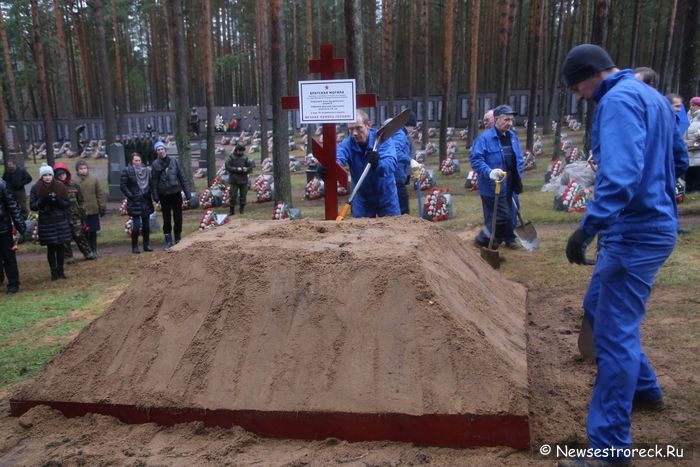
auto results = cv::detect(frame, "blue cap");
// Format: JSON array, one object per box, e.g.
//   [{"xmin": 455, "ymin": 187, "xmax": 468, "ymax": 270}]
[
  {"xmin": 493, "ymin": 105, "xmax": 517, "ymax": 117},
  {"xmin": 154, "ymin": 141, "xmax": 166, "ymax": 151}
]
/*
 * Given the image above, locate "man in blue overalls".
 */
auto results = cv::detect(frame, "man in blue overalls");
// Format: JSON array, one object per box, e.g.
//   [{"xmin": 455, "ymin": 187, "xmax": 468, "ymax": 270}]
[{"xmin": 560, "ymin": 44, "xmax": 682, "ymax": 466}]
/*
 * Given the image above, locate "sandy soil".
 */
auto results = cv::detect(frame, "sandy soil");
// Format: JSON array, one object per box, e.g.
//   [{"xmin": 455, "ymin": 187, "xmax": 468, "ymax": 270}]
[{"xmin": 1, "ymin": 218, "xmax": 697, "ymax": 466}]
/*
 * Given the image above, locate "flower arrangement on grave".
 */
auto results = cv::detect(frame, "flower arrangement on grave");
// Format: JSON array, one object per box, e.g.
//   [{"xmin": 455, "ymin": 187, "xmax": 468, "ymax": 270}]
[
  {"xmin": 254, "ymin": 174, "xmax": 274, "ymax": 203},
  {"xmin": 547, "ymin": 159, "xmax": 564, "ymax": 179},
  {"xmin": 261, "ymin": 157, "xmax": 273, "ymax": 173},
  {"xmin": 440, "ymin": 156, "xmax": 455, "ymax": 175},
  {"xmin": 561, "ymin": 180, "xmax": 592, "ymax": 212},
  {"xmin": 214, "ymin": 114, "xmax": 226, "ymax": 132},
  {"xmin": 198, "ymin": 210, "xmax": 224, "ymax": 230},
  {"xmin": 533, "ymin": 136, "xmax": 544, "ymax": 157},
  {"xmin": 272, "ymin": 200, "xmax": 290, "ymax": 220},
  {"xmin": 524, "ymin": 150, "xmax": 537, "ymax": 171},
  {"xmin": 119, "ymin": 198, "xmax": 129, "ymax": 215},
  {"xmin": 199, "ymin": 176, "xmax": 230, "ymax": 209},
  {"xmin": 565, "ymin": 146, "xmax": 586, "ymax": 164},
  {"xmin": 418, "ymin": 166, "xmax": 434, "ymax": 191},
  {"xmin": 676, "ymin": 178, "xmax": 685, "ymax": 204},
  {"xmin": 31, "ymin": 223, "xmax": 39, "ymax": 242},
  {"xmin": 423, "ymin": 188, "xmax": 450, "ymax": 222},
  {"xmin": 465, "ymin": 170, "xmax": 479, "ymax": 191},
  {"xmin": 304, "ymin": 177, "xmax": 324, "ymax": 200},
  {"xmin": 337, "ymin": 181, "xmax": 348, "ymax": 196}
]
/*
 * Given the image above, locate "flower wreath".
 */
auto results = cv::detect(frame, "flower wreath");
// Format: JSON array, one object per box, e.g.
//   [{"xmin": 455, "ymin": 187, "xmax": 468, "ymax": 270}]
[
  {"xmin": 304, "ymin": 177, "xmax": 324, "ymax": 200},
  {"xmin": 422, "ymin": 188, "xmax": 451, "ymax": 222}
]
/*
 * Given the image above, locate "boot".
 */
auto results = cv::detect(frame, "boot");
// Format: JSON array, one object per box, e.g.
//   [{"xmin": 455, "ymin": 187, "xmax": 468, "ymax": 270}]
[
  {"xmin": 142, "ymin": 231, "xmax": 153, "ymax": 252},
  {"xmin": 164, "ymin": 233, "xmax": 173, "ymax": 250},
  {"xmin": 229, "ymin": 205, "xmax": 235, "ymax": 216},
  {"xmin": 174, "ymin": 233, "xmax": 181, "ymax": 245},
  {"xmin": 131, "ymin": 235, "xmax": 140, "ymax": 254},
  {"xmin": 239, "ymin": 204, "xmax": 245, "ymax": 215},
  {"xmin": 88, "ymin": 233, "xmax": 98, "ymax": 257},
  {"xmin": 48, "ymin": 250, "xmax": 58, "ymax": 280},
  {"xmin": 57, "ymin": 264, "xmax": 67, "ymax": 280},
  {"xmin": 50, "ymin": 269, "xmax": 59, "ymax": 281}
]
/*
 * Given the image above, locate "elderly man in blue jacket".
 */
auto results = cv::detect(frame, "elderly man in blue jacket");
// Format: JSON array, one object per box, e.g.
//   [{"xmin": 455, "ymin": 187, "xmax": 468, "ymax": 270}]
[
  {"xmin": 560, "ymin": 44, "xmax": 683, "ymax": 466},
  {"xmin": 319, "ymin": 109, "xmax": 399, "ymax": 218},
  {"xmin": 470, "ymin": 104, "xmax": 525, "ymax": 249}
]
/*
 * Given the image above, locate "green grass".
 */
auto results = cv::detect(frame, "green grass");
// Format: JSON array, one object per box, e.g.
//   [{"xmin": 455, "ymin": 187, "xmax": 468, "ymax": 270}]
[{"xmin": 0, "ymin": 342, "xmax": 64, "ymax": 386}]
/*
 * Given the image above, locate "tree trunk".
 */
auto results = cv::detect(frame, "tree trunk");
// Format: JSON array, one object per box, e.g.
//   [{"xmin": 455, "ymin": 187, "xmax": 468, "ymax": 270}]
[
  {"xmin": 164, "ymin": 2, "xmax": 176, "ymax": 110},
  {"xmin": 269, "ymin": 0, "xmax": 292, "ymax": 207},
  {"xmin": 53, "ymin": 0, "xmax": 78, "ymax": 155},
  {"xmin": 382, "ymin": 0, "xmax": 394, "ymax": 113},
  {"xmin": 679, "ymin": 0, "xmax": 699, "ymax": 100},
  {"xmin": 344, "ymin": 0, "xmax": 365, "ymax": 93},
  {"xmin": 439, "ymin": 0, "xmax": 455, "ymax": 164},
  {"xmin": 468, "ymin": 0, "xmax": 480, "ymax": 148},
  {"xmin": 91, "ymin": 0, "xmax": 117, "ymax": 148},
  {"xmin": 202, "ymin": 0, "xmax": 216, "ymax": 187},
  {"xmin": 421, "ymin": 0, "xmax": 429, "ymax": 149},
  {"xmin": 526, "ymin": 0, "xmax": 544, "ymax": 151},
  {"xmin": 497, "ymin": 0, "xmax": 516, "ymax": 104},
  {"xmin": 0, "ymin": 9, "xmax": 26, "ymax": 160},
  {"xmin": 659, "ymin": 0, "xmax": 678, "ymax": 92},
  {"xmin": 31, "ymin": 0, "xmax": 55, "ymax": 165},
  {"xmin": 256, "ymin": 0, "xmax": 269, "ymax": 163},
  {"xmin": 167, "ymin": 0, "xmax": 193, "ymax": 188},
  {"xmin": 0, "ymin": 80, "xmax": 9, "ymax": 166},
  {"xmin": 111, "ymin": 0, "xmax": 126, "ymax": 113},
  {"xmin": 628, "ymin": 0, "xmax": 641, "ymax": 66}
]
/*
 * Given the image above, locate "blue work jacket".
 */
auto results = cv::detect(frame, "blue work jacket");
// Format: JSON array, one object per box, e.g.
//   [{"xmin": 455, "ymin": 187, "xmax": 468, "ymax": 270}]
[{"xmin": 470, "ymin": 126, "xmax": 524, "ymax": 197}]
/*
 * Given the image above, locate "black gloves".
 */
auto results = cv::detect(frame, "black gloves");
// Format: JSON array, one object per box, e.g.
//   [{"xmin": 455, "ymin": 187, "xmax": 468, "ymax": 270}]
[
  {"xmin": 47, "ymin": 192, "xmax": 57, "ymax": 204},
  {"xmin": 367, "ymin": 151, "xmax": 379, "ymax": 169},
  {"xmin": 566, "ymin": 229, "xmax": 595, "ymax": 265},
  {"xmin": 317, "ymin": 164, "xmax": 328, "ymax": 181}
]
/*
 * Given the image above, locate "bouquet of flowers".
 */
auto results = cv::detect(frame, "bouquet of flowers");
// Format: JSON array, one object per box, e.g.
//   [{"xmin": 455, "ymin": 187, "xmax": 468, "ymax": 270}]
[
  {"xmin": 547, "ymin": 159, "xmax": 564, "ymax": 180},
  {"xmin": 418, "ymin": 166, "xmax": 434, "ymax": 191},
  {"xmin": 304, "ymin": 177, "xmax": 324, "ymax": 200},
  {"xmin": 560, "ymin": 180, "xmax": 592, "ymax": 212},
  {"xmin": 254, "ymin": 174, "xmax": 274, "ymax": 203},
  {"xmin": 124, "ymin": 217, "xmax": 136, "ymax": 237},
  {"xmin": 440, "ymin": 156, "xmax": 455, "ymax": 175},
  {"xmin": 272, "ymin": 200, "xmax": 290, "ymax": 220},
  {"xmin": 524, "ymin": 150, "xmax": 537, "ymax": 171},
  {"xmin": 676, "ymin": 177, "xmax": 686, "ymax": 204},
  {"xmin": 261, "ymin": 157, "xmax": 273, "ymax": 173},
  {"xmin": 119, "ymin": 198, "xmax": 129, "ymax": 216},
  {"xmin": 198, "ymin": 210, "xmax": 228, "ymax": 230},
  {"xmin": 464, "ymin": 170, "xmax": 479, "ymax": 191},
  {"xmin": 422, "ymin": 188, "xmax": 451, "ymax": 222}
]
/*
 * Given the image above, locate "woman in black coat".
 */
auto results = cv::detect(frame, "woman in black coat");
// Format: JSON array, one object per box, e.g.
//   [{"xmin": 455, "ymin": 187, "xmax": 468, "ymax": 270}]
[
  {"xmin": 29, "ymin": 165, "xmax": 72, "ymax": 280},
  {"xmin": 120, "ymin": 152, "xmax": 154, "ymax": 254}
]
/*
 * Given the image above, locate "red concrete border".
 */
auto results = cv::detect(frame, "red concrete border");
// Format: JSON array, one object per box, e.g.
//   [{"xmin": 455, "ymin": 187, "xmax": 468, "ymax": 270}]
[{"xmin": 9, "ymin": 399, "xmax": 529, "ymax": 449}]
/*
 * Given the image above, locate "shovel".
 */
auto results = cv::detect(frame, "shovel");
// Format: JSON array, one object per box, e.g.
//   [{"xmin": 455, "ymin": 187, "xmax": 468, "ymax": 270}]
[
  {"xmin": 337, "ymin": 108, "xmax": 413, "ymax": 221},
  {"xmin": 480, "ymin": 177, "xmax": 502, "ymax": 269},
  {"xmin": 512, "ymin": 198, "xmax": 540, "ymax": 251}
]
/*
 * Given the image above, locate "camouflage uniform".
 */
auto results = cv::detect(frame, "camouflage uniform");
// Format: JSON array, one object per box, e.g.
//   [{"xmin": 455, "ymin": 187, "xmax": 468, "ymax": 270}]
[
  {"xmin": 63, "ymin": 180, "xmax": 93, "ymax": 260},
  {"xmin": 225, "ymin": 148, "xmax": 254, "ymax": 215}
]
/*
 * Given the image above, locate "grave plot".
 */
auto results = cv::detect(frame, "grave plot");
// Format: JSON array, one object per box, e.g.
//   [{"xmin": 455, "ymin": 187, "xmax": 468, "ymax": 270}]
[{"xmin": 11, "ymin": 217, "xmax": 529, "ymax": 449}]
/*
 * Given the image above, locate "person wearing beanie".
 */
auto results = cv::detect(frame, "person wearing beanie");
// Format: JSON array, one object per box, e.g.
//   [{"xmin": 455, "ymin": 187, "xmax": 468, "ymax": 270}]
[
  {"xmin": 224, "ymin": 144, "xmax": 253, "ymax": 215},
  {"xmin": 150, "ymin": 139, "xmax": 191, "ymax": 249},
  {"xmin": 2, "ymin": 158, "xmax": 32, "ymax": 218},
  {"xmin": 560, "ymin": 44, "xmax": 686, "ymax": 466},
  {"xmin": 470, "ymin": 104, "xmax": 525, "ymax": 250},
  {"xmin": 30, "ymin": 165, "xmax": 73, "ymax": 280},
  {"xmin": 54, "ymin": 162, "xmax": 95, "ymax": 262},
  {"xmin": 685, "ymin": 96, "xmax": 700, "ymax": 192}
]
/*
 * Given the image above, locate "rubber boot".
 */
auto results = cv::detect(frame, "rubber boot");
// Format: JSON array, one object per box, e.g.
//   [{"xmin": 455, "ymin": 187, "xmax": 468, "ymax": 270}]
[
  {"xmin": 131, "ymin": 235, "xmax": 140, "ymax": 254},
  {"xmin": 239, "ymin": 204, "xmax": 245, "ymax": 215},
  {"xmin": 142, "ymin": 231, "xmax": 153, "ymax": 252},
  {"xmin": 164, "ymin": 233, "xmax": 173, "ymax": 250}
]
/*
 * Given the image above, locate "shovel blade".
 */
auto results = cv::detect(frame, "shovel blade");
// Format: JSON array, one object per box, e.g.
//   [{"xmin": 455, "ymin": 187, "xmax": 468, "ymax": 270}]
[
  {"xmin": 515, "ymin": 221, "xmax": 540, "ymax": 251},
  {"xmin": 480, "ymin": 247, "xmax": 501, "ymax": 269}
]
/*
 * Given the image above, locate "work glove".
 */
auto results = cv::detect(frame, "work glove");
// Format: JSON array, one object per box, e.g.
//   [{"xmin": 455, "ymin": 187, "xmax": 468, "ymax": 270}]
[
  {"xmin": 317, "ymin": 164, "xmax": 328, "ymax": 181},
  {"xmin": 489, "ymin": 168, "xmax": 506, "ymax": 181},
  {"xmin": 566, "ymin": 228, "xmax": 595, "ymax": 265},
  {"xmin": 367, "ymin": 151, "xmax": 380, "ymax": 170}
]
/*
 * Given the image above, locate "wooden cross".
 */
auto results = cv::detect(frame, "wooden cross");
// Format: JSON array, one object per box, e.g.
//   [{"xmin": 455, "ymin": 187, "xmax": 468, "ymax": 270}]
[{"xmin": 282, "ymin": 44, "xmax": 377, "ymax": 220}]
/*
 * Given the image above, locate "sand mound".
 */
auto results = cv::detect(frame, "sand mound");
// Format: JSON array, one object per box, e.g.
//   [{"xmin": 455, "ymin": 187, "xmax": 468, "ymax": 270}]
[{"xmin": 13, "ymin": 217, "xmax": 528, "ymax": 446}]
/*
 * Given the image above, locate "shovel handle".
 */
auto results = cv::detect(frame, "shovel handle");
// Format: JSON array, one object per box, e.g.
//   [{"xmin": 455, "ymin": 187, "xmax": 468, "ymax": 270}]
[{"xmin": 336, "ymin": 203, "xmax": 351, "ymax": 221}]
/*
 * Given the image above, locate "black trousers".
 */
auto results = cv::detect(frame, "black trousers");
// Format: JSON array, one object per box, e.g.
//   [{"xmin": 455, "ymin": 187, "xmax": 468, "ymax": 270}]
[
  {"xmin": 0, "ymin": 230, "xmax": 19, "ymax": 288},
  {"xmin": 159, "ymin": 192, "xmax": 183, "ymax": 237}
]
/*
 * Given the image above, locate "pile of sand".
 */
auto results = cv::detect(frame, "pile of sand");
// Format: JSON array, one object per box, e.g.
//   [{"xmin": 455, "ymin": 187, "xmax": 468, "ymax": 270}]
[{"xmin": 13, "ymin": 216, "xmax": 527, "ymax": 423}]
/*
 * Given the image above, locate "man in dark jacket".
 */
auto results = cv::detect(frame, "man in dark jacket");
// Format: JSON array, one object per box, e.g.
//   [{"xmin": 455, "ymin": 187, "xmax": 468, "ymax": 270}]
[
  {"xmin": 2, "ymin": 159, "xmax": 32, "ymax": 218},
  {"xmin": 224, "ymin": 144, "xmax": 253, "ymax": 215},
  {"xmin": 0, "ymin": 179, "xmax": 27, "ymax": 293},
  {"xmin": 150, "ymin": 140, "xmax": 191, "ymax": 249}
]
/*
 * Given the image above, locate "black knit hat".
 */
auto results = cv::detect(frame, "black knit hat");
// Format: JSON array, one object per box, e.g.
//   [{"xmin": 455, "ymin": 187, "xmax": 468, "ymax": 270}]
[{"xmin": 562, "ymin": 44, "xmax": 616, "ymax": 87}]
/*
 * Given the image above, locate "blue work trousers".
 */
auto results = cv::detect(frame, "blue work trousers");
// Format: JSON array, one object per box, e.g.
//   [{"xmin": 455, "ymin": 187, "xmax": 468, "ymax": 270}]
[{"xmin": 582, "ymin": 230, "xmax": 676, "ymax": 459}]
